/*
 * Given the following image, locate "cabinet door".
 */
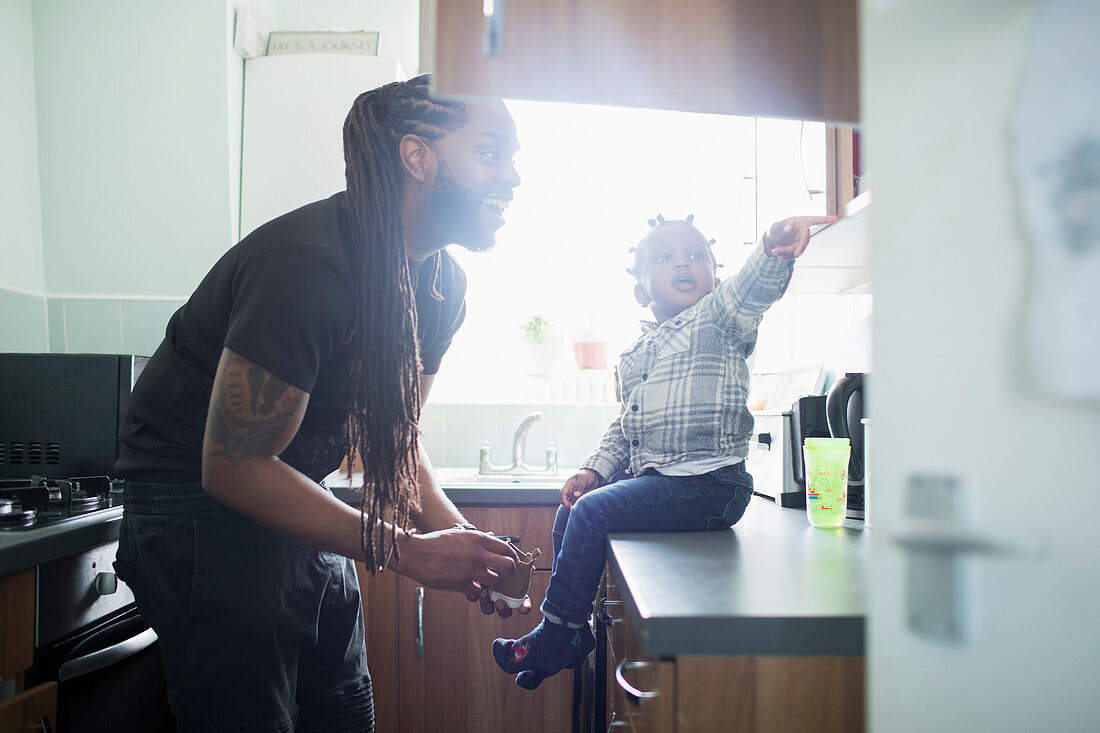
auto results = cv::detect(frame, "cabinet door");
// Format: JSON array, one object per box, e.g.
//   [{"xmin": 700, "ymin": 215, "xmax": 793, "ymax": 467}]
[
  {"xmin": 603, "ymin": 572, "xmax": 675, "ymax": 732},
  {"xmin": 355, "ymin": 564, "xmax": 399, "ymax": 733},
  {"xmin": 396, "ymin": 570, "xmax": 573, "ymax": 733},
  {"xmin": 0, "ymin": 682, "xmax": 57, "ymax": 733},
  {"xmin": 431, "ymin": 0, "xmax": 858, "ymax": 123},
  {"xmin": 676, "ymin": 655, "xmax": 865, "ymax": 732},
  {"xmin": 0, "ymin": 568, "xmax": 35, "ymax": 680},
  {"xmin": 461, "ymin": 506, "xmax": 558, "ymax": 569}
]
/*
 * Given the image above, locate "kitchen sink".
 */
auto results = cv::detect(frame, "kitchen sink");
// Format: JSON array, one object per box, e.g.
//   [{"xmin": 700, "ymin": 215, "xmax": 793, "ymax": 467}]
[{"xmin": 433, "ymin": 468, "xmax": 573, "ymax": 489}]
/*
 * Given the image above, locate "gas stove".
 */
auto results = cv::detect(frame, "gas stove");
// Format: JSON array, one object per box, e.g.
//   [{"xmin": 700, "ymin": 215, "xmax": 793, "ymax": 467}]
[{"xmin": 0, "ymin": 475, "xmax": 123, "ymax": 532}]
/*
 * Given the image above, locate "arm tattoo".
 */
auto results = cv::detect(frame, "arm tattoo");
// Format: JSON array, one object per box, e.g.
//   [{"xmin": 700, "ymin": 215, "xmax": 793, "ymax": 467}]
[{"xmin": 207, "ymin": 357, "xmax": 303, "ymax": 465}]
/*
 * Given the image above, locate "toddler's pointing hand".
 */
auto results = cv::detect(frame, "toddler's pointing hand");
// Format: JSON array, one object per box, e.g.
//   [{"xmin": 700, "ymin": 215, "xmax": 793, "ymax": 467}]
[{"xmin": 763, "ymin": 215, "xmax": 838, "ymax": 260}]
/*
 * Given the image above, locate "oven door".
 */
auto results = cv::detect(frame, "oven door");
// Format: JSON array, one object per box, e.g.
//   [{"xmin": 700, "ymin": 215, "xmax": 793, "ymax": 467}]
[
  {"xmin": 34, "ymin": 607, "xmax": 176, "ymax": 733},
  {"xmin": 31, "ymin": 541, "xmax": 176, "ymax": 733}
]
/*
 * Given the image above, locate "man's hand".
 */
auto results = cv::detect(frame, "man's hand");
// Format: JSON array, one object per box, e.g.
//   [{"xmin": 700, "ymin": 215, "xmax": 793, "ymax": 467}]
[
  {"xmin": 461, "ymin": 530, "xmax": 533, "ymax": 618},
  {"xmin": 393, "ymin": 527, "xmax": 517, "ymax": 596},
  {"xmin": 762, "ymin": 215, "xmax": 839, "ymax": 260},
  {"xmin": 560, "ymin": 468, "xmax": 602, "ymax": 509}
]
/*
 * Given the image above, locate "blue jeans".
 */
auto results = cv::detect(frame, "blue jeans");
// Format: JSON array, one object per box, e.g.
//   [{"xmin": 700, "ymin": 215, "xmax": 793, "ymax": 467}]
[
  {"xmin": 114, "ymin": 482, "xmax": 373, "ymax": 733},
  {"xmin": 541, "ymin": 463, "xmax": 754, "ymax": 626}
]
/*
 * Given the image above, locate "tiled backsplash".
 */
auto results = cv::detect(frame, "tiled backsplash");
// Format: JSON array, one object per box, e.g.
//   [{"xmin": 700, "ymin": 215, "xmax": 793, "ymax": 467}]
[
  {"xmin": 0, "ymin": 288, "xmax": 48, "ymax": 352},
  {"xmin": 1, "ymin": 288, "xmax": 184, "ymax": 357},
  {"xmin": 420, "ymin": 402, "xmax": 620, "ymax": 470}
]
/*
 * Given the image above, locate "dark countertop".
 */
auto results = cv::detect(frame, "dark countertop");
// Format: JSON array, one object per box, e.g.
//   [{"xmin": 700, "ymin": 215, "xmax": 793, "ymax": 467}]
[
  {"xmin": 334, "ymin": 476, "xmax": 865, "ymax": 657},
  {"xmin": 0, "ymin": 507, "xmax": 123, "ymax": 577},
  {"xmin": 328, "ymin": 473, "xmax": 562, "ymax": 507},
  {"xmin": 607, "ymin": 496, "xmax": 866, "ymax": 657},
  {"xmin": 1, "ymin": 478, "xmax": 557, "ymax": 579},
  {"xmin": 1, "ymin": 480, "xmax": 865, "ymax": 668}
]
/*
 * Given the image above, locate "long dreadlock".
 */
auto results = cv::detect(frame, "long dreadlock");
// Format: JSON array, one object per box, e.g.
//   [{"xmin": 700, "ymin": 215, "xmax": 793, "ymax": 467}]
[{"xmin": 341, "ymin": 75, "xmax": 468, "ymax": 572}]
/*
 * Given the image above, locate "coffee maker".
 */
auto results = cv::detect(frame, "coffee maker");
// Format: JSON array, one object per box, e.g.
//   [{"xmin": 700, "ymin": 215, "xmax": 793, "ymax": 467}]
[{"xmin": 825, "ymin": 372, "xmax": 867, "ymax": 519}]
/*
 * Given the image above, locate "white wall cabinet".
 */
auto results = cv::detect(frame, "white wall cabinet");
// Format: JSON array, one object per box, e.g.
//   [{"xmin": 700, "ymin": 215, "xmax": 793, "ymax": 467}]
[{"xmin": 789, "ymin": 191, "xmax": 870, "ymax": 294}]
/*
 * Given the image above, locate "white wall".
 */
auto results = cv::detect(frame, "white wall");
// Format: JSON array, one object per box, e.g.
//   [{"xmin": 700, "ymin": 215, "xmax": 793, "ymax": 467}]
[
  {"xmin": 3, "ymin": 0, "xmax": 421, "ymax": 355},
  {"xmin": 867, "ymin": 0, "xmax": 1100, "ymax": 730},
  {"xmin": 32, "ymin": 0, "xmax": 235, "ymax": 298},
  {"xmin": 0, "ymin": 0, "xmax": 44, "ymax": 293}
]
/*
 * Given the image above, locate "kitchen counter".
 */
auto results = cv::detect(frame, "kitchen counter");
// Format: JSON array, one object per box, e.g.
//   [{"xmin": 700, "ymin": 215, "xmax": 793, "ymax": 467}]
[
  {"xmin": 607, "ymin": 496, "xmax": 866, "ymax": 657},
  {"xmin": 332, "ymin": 473, "xmax": 866, "ymax": 658},
  {"xmin": 1, "ymin": 473, "xmax": 559, "ymax": 579},
  {"xmin": 327, "ymin": 470, "xmax": 564, "ymax": 507},
  {"xmin": 0, "ymin": 507, "xmax": 123, "ymax": 577}
]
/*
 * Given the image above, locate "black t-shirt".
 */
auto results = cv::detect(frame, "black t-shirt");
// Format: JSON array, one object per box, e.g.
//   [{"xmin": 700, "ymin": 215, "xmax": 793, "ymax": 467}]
[{"xmin": 115, "ymin": 193, "xmax": 467, "ymax": 483}]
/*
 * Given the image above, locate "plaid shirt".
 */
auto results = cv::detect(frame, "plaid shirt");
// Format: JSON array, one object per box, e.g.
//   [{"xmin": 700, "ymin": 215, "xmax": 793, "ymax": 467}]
[{"xmin": 582, "ymin": 240, "xmax": 794, "ymax": 480}]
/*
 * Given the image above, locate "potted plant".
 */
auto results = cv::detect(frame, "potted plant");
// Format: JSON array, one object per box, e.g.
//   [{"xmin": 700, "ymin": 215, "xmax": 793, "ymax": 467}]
[{"xmin": 519, "ymin": 314, "xmax": 563, "ymax": 376}]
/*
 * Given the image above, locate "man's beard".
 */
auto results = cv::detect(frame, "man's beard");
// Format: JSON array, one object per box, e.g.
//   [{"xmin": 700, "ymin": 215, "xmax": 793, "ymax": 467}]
[{"xmin": 431, "ymin": 166, "xmax": 496, "ymax": 253}]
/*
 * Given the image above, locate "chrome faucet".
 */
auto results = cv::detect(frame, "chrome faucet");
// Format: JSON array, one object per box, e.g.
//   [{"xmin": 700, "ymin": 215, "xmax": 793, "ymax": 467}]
[{"xmin": 479, "ymin": 411, "xmax": 558, "ymax": 476}]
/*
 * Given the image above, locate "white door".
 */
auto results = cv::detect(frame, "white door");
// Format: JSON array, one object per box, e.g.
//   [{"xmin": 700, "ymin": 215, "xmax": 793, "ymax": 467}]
[
  {"xmin": 240, "ymin": 54, "xmax": 404, "ymax": 239},
  {"xmin": 866, "ymin": 1, "xmax": 1100, "ymax": 731}
]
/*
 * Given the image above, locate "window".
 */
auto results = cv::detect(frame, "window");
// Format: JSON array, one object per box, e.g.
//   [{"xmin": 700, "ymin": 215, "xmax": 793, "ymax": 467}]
[{"xmin": 430, "ymin": 100, "xmax": 827, "ymax": 404}]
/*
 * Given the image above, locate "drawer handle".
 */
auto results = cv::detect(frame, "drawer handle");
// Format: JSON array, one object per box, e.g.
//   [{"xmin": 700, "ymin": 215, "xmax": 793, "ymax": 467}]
[
  {"xmin": 415, "ymin": 587, "xmax": 425, "ymax": 656},
  {"xmin": 596, "ymin": 597, "xmax": 622, "ymax": 627},
  {"xmin": 615, "ymin": 659, "xmax": 658, "ymax": 705},
  {"xmin": 482, "ymin": 0, "xmax": 505, "ymax": 56},
  {"xmin": 497, "ymin": 535, "xmax": 520, "ymax": 545}
]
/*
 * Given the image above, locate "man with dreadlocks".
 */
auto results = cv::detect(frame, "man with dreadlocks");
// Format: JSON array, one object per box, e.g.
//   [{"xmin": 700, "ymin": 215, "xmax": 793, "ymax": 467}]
[
  {"xmin": 493, "ymin": 212, "xmax": 835, "ymax": 689},
  {"xmin": 112, "ymin": 75, "xmax": 523, "ymax": 731}
]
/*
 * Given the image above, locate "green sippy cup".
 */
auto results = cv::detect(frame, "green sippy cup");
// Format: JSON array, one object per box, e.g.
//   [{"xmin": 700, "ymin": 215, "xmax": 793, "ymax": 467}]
[{"xmin": 803, "ymin": 437, "xmax": 851, "ymax": 528}]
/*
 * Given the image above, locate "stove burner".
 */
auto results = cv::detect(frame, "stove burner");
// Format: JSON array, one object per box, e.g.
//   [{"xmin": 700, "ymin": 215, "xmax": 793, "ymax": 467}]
[
  {"xmin": 0, "ymin": 507, "xmax": 37, "ymax": 529},
  {"xmin": 70, "ymin": 493, "xmax": 103, "ymax": 513},
  {"xmin": 0, "ymin": 475, "xmax": 122, "ymax": 531}
]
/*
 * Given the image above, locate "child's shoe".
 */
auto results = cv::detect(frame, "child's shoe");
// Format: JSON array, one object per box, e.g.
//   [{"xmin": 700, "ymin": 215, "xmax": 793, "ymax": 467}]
[
  {"xmin": 492, "ymin": 619, "xmax": 595, "ymax": 675},
  {"xmin": 489, "ymin": 543, "xmax": 541, "ymax": 608}
]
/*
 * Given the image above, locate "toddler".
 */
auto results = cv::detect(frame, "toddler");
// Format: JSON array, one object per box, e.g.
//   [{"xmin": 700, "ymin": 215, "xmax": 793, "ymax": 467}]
[{"xmin": 493, "ymin": 212, "xmax": 835, "ymax": 689}]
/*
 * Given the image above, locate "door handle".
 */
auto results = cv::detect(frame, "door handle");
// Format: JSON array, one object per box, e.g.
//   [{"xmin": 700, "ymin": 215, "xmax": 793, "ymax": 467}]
[
  {"xmin": 890, "ymin": 475, "xmax": 1048, "ymax": 643},
  {"xmin": 58, "ymin": 627, "xmax": 157, "ymax": 682},
  {"xmin": 415, "ymin": 587, "xmax": 425, "ymax": 656},
  {"xmin": 891, "ymin": 523, "xmax": 1047, "ymax": 558},
  {"xmin": 889, "ymin": 523, "xmax": 1047, "ymax": 643},
  {"xmin": 596, "ymin": 597, "xmax": 622, "ymax": 627}
]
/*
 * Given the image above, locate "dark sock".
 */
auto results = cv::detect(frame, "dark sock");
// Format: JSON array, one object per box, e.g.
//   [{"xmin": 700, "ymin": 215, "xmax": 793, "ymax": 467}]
[
  {"xmin": 493, "ymin": 619, "xmax": 595, "ymax": 675},
  {"xmin": 515, "ymin": 669, "xmax": 553, "ymax": 690}
]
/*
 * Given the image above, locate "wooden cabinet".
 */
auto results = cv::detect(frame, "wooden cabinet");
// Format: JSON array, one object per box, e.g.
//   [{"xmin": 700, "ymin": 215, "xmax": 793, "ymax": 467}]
[
  {"xmin": 427, "ymin": 0, "xmax": 859, "ymax": 124},
  {"xmin": 603, "ymin": 576, "xmax": 675, "ymax": 731},
  {"xmin": 603, "ymin": 573, "xmax": 865, "ymax": 732},
  {"xmin": 356, "ymin": 505, "xmax": 571, "ymax": 732},
  {"xmin": 0, "ymin": 569, "xmax": 35, "ymax": 681},
  {"xmin": 0, "ymin": 568, "xmax": 59, "ymax": 732},
  {"xmin": 0, "ymin": 682, "xmax": 57, "ymax": 733}
]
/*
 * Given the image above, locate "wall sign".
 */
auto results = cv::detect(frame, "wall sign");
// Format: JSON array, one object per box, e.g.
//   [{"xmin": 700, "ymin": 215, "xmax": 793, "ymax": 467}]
[{"xmin": 267, "ymin": 31, "xmax": 379, "ymax": 57}]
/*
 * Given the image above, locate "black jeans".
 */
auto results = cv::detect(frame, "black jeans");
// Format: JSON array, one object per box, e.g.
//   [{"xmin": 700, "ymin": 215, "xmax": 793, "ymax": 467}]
[{"xmin": 114, "ymin": 482, "xmax": 373, "ymax": 732}]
